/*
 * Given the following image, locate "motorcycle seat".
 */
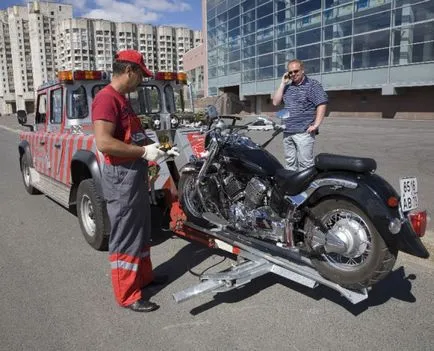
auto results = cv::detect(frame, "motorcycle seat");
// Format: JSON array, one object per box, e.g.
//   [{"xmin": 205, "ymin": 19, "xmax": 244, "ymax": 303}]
[
  {"xmin": 315, "ymin": 153, "xmax": 376, "ymax": 173},
  {"xmin": 274, "ymin": 167, "xmax": 319, "ymax": 196}
]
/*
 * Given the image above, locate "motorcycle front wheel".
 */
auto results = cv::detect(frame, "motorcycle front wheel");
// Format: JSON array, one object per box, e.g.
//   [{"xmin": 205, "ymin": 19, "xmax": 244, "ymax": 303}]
[
  {"xmin": 305, "ymin": 198, "xmax": 398, "ymax": 290},
  {"xmin": 178, "ymin": 171, "xmax": 209, "ymax": 227}
]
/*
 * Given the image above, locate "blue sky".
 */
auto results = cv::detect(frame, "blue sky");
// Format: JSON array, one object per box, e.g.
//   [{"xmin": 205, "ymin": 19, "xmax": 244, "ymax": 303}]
[{"xmin": 1, "ymin": 0, "xmax": 203, "ymax": 30}]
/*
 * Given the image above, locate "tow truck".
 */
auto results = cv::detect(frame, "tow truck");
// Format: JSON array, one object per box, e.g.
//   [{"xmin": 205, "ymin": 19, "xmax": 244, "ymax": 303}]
[
  {"xmin": 17, "ymin": 69, "xmax": 202, "ymax": 250},
  {"xmin": 17, "ymin": 70, "xmax": 378, "ymax": 305}
]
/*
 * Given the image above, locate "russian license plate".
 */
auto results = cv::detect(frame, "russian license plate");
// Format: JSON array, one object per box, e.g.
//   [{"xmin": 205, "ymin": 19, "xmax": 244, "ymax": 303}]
[{"xmin": 400, "ymin": 177, "xmax": 418, "ymax": 212}]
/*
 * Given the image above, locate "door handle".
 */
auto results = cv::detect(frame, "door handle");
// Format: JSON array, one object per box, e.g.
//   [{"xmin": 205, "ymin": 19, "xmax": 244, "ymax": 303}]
[
  {"xmin": 39, "ymin": 140, "xmax": 45, "ymax": 145},
  {"xmin": 54, "ymin": 143, "xmax": 61, "ymax": 148}
]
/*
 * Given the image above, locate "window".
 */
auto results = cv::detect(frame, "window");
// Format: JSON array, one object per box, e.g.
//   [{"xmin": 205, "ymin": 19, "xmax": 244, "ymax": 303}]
[
  {"xmin": 258, "ymin": 53, "xmax": 273, "ymax": 68},
  {"xmin": 297, "ymin": 28, "xmax": 321, "ymax": 46},
  {"xmin": 50, "ymin": 88, "xmax": 63, "ymax": 124},
  {"xmin": 324, "ymin": 20, "xmax": 352, "ymax": 40},
  {"xmin": 296, "ymin": 43, "xmax": 320, "ymax": 60},
  {"xmin": 353, "ymin": 30, "xmax": 390, "ymax": 52},
  {"xmin": 130, "ymin": 85, "xmax": 161, "ymax": 114},
  {"xmin": 353, "ymin": 48, "xmax": 389, "ymax": 69},
  {"xmin": 36, "ymin": 93, "xmax": 47, "ymax": 124},
  {"xmin": 395, "ymin": 1, "xmax": 434, "ymax": 25},
  {"xmin": 69, "ymin": 86, "xmax": 88, "ymax": 119},
  {"xmin": 354, "ymin": 11, "xmax": 390, "ymax": 34}
]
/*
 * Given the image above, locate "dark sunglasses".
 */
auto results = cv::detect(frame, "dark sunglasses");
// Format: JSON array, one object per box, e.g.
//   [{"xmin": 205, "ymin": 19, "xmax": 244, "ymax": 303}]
[{"xmin": 288, "ymin": 69, "xmax": 300, "ymax": 75}]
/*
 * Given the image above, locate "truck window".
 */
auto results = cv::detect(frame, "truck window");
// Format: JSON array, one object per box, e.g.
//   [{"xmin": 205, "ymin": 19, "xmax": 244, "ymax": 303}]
[
  {"xmin": 35, "ymin": 93, "xmax": 47, "ymax": 124},
  {"xmin": 130, "ymin": 86, "xmax": 161, "ymax": 115},
  {"xmin": 50, "ymin": 88, "xmax": 63, "ymax": 124},
  {"xmin": 164, "ymin": 84, "xmax": 193, "ymax": 113},
  {"xmin": 92, "ymin": 84, "xmax": 108, "ymax": 98},
  {"xmin": 68, "ymin": 85, "xmax": 88, "ymax": 119}
]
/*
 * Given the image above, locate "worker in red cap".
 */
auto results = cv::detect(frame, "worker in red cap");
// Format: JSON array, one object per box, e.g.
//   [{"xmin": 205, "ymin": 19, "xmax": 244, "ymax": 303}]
[{"xmin": 92, "ymin": 49, "xmax": 179, "ymax": 312}]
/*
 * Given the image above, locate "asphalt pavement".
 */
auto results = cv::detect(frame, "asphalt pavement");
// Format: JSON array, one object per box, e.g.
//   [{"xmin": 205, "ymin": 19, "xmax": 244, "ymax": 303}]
[{"xmin": 0, "ymin": 115, "xmax": 433, "ymax": 351}]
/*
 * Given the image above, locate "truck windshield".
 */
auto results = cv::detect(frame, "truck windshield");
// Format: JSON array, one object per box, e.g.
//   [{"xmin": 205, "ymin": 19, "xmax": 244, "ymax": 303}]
[
  {"xmin": 164, "ymin": 84, "xmax": 194, "ymax": 114},
  {"xmin": 129, "ymin": 85, "xmax": 161, "ymax": 115}
]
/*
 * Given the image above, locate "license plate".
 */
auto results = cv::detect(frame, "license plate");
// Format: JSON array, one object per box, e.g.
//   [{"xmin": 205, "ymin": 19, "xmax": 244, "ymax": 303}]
[{"xmin": 400, "ymin": 177, "xmax": 418, "ymax": 212}]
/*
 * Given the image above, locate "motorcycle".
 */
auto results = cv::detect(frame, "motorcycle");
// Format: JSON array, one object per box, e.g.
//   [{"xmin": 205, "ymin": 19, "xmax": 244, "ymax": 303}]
[{"xmin": 177, "ymin": 105, "xmax": 429, "ymax": 290}]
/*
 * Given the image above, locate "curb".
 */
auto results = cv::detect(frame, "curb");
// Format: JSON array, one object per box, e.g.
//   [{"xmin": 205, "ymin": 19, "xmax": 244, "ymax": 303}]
[{"xmin": 0, "ymin": 125, "xmax": 20, "ymax": 134}]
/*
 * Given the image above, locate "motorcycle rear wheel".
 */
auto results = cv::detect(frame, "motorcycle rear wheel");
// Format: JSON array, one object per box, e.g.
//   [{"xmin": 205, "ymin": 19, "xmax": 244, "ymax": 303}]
[
  {"xmin": 305, "ymin": 198, "xmax": 397, "ymax": 290},
  {"xmin": 178, "ymin": 171, "xmax": 209, "ymax": 227}
]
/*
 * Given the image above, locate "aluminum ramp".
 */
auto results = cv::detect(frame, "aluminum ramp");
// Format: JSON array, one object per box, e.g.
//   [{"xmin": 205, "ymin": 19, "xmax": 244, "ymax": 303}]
[{"xmin": 172, "ymin": 221, "xmax": 369, "ymax": 305}]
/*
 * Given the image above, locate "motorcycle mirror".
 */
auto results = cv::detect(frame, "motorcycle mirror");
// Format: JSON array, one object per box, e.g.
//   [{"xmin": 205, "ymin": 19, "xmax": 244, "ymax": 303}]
[{"xmin": 258, "ymin": 116, "xmax": 274, "ymax": 125}]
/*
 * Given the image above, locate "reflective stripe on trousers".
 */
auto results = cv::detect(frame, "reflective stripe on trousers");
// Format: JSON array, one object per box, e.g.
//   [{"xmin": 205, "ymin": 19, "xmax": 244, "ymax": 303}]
[{"xmin": 102, "ymin": 160, "xmax": 154, "ymax": 306}]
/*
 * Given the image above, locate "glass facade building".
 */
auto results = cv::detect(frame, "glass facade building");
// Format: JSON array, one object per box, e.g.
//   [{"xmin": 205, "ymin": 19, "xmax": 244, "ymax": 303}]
[{"xmin": 205, "ymin": 0, "xmax": 434, "ymax": 101}]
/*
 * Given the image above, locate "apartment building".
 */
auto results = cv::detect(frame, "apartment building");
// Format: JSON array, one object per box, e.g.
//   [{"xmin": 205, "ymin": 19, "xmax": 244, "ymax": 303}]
[
  {"xmin": 0, "ymin": 1, "xmax": 202, "ymax": 115},
  {"xmin": 0, "ymin": 1, "xmax": 72, "ymax": 114}
]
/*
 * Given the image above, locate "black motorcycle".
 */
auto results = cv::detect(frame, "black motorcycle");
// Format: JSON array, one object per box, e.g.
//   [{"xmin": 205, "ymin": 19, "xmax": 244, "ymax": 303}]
[{"xmin": 178, "ymin": 106, "xmax": 429, "ymax": 290}]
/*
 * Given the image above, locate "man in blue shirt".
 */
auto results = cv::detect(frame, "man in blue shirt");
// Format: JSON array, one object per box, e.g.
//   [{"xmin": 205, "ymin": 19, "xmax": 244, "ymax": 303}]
[{"xmin": 273, "ymin": 59, "xmax": 328, "ymax": 171}]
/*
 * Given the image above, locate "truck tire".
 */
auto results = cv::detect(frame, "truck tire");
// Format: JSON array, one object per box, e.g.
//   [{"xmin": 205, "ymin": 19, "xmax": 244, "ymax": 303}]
[
  {"xmin": 76, "ymin": 179, "xmax": 109, "ymax": 251},
  {"xmin": 20, "ymin": 154, "xmax": 41, "ymax": 195},
  {"xmin": 306, "ymin": 199, "xmax": 397, "ymax": 290}
]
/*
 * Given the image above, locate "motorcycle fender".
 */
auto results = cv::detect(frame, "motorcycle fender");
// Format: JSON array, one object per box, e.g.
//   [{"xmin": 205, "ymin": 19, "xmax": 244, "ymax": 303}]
[
  {"xmin": 179, "ymin": 161, "xmax": 204, "ymax": 174},
  {"xmin": 308, "ymin": 172, "xmax": 429, "ymax": 258}
]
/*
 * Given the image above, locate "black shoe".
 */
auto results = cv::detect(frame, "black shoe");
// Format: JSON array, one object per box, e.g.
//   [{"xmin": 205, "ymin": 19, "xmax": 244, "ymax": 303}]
[
  {"xmin": 148, "ymin": 275, "xmax": 169, "ymax": 287},
  {"xmin": 126, "ymin": 299, "xmax": 159, "ymax": 312}
]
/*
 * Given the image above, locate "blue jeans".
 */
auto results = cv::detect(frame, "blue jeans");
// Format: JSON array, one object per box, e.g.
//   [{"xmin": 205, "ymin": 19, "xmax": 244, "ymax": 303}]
[{"xmin": 283, "ymin": 132, "xmax": 315, "ymax": 171}]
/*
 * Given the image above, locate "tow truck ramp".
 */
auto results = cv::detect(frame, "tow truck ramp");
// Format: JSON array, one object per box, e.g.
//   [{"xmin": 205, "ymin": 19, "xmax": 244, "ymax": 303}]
[{"xmin": 172, "ymin": 218, "xmax": 369, "ymax": 305}]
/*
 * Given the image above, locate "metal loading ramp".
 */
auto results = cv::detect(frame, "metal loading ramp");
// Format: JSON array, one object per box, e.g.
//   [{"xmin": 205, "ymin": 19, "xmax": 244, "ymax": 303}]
[{"xmin": 172, "ymin": 221, "xmax": 369, "ymax": 305}]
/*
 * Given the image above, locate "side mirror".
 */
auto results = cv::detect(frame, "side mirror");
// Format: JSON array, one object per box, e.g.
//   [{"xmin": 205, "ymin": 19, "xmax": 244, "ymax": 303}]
[{"xmin": 17, "ymin": 110, "xmax": 27, "ymax": 125}]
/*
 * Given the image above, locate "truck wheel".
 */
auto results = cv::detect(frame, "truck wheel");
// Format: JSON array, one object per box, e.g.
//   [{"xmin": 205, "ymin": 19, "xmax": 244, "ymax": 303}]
[
  {"xmin": 76, "ymin": 179, "xmax": 109, "ymax": 251},
  {"xmin": 20, "ymin": 155, "xmax": 40, "ymax": 195}
]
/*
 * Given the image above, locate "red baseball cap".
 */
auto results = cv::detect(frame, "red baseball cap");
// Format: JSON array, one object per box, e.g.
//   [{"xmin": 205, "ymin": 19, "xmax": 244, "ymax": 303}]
[{"xmin": 114, "ymin": 49, "xmax": 153, "ymax": 77}]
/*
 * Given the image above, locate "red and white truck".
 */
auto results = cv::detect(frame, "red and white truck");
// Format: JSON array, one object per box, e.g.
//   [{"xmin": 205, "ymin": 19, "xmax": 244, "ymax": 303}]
[{"xmin": 17, "ymin": 69, "xmax": 205, "ymax": 250}]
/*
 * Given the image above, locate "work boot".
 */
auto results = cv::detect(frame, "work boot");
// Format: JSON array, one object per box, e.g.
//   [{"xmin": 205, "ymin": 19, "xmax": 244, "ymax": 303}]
[{"xmin": 126, "ymin": 299, "xmax": 159, "ymax": 312}]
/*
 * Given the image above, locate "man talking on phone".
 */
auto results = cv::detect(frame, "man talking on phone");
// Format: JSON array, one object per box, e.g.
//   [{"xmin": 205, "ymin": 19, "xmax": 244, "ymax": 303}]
[{"xmin": 272, "ymin": 59, "xmax": 328, "ymax": 171}]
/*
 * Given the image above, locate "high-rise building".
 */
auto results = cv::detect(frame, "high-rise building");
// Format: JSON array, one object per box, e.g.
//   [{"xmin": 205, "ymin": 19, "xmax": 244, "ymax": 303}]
[
  {"xmin": 203, "ymin": 0, "xmax": 434, "ymax": 118},
  {"xmin": 0, "ymin": 1, "xmax": 72, "ymax": 114},
  {"xmin": 0, "ymin": 1, "xmax": 202, "ymax": 115}
]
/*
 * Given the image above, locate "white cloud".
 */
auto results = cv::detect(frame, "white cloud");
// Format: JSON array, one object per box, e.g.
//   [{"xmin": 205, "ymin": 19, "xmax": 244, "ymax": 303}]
[
  {"xmin": 133, "ymin": 0, "xmax": 192, "ymax": 12},
  {"xmin": 74, "ymin": 0, "xmax": 88, "ymax": 10},
  {"xmin": 168, "ymin": 23, "xmax": 190, "ymax": 28},
  {"xmin": 82, "ymin": 0, "xmax": 160, "ymax": 23}
]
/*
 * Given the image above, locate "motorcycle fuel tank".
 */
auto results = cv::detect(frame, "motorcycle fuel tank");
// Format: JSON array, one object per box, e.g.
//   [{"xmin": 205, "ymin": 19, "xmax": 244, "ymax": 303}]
[{"xmin": 221, "ymin": 143, "xmax": 283, "ymax": 176}]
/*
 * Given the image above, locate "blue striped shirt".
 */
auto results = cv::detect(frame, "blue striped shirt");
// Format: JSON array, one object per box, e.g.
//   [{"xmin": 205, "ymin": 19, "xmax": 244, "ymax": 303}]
[{"xmin": 281, "ymin": 76, "xmax": 328, "ymax": 134}]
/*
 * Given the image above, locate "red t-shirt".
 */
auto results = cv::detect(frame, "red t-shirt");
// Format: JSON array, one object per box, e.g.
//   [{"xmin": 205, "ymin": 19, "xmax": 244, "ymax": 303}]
[{"xmin": 92, "ymin": 84, "xmax": 145, "ymax": 165}]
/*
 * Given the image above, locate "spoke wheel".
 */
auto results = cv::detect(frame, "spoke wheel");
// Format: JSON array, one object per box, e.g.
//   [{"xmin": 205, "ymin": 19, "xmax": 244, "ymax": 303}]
[
  {"xmin": 178, "ymin": 171, "xmax": 209, "ymax": 227},
  {"xmin": 306, "ymin": 199, "xmax": 397, "ymax": 289},
  {"xmin": 319, "ymin": 210, "xmax": 371, "ymax": 271}
]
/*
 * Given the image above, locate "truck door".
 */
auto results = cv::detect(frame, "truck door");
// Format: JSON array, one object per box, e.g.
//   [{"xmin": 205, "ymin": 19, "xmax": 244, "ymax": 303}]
[
  {"xmin": 46, "ymin": 86, "xmax": 64, "ymax": 181},
  {"xmin": 32, "ymin": 91, "xmax": 49, "ymax": 175}
]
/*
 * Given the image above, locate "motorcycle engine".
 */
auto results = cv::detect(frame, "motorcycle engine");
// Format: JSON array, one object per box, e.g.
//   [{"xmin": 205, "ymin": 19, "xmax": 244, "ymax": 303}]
[{"xmin": 224, "ymin": 176, "xmax": 285, "ymax": 242}]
